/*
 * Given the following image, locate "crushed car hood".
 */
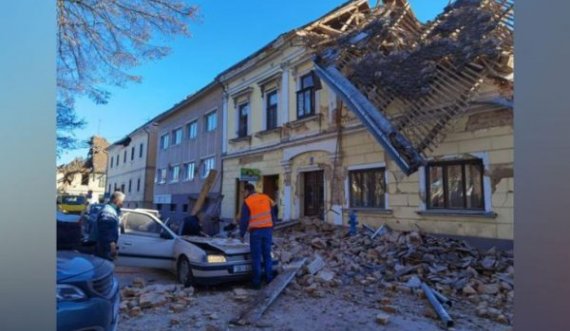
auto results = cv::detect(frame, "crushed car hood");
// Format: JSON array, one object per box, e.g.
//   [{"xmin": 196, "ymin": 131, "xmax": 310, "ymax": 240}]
[{"xmin": 181, "ymin": 236, "xmax": 250, "ymax": 254}]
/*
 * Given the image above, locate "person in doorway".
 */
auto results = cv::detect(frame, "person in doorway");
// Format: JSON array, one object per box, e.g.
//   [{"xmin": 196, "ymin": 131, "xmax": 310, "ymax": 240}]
[
  {"xmin": 239, "ymin": 183, "xmax": 277, "ymax": 289},
  {"xmin": 95, "ymin": 191, "xmax": 125, "ymax": 261}
]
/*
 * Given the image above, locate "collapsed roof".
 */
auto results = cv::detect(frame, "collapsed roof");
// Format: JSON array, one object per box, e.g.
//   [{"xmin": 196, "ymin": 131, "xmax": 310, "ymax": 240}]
[{"xmin": 309, "ymin": 0, "xmax": 514, "ymax": 175}]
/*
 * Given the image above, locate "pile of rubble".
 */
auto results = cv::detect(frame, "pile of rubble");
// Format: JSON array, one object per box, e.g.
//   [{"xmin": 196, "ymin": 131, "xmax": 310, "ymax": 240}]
[
  {"xmin": 119, "ymin": 278, "xmax": 196, "ymax": 318},
  {"xmin": 273, "ymin": 218, "xmax": 514, "ymax": 325}
]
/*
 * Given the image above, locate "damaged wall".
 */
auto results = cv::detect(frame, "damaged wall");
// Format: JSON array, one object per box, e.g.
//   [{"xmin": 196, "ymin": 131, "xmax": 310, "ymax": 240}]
[{"xmin": 340, "ymin": 106, "xmax": 514, "ymax": 240}]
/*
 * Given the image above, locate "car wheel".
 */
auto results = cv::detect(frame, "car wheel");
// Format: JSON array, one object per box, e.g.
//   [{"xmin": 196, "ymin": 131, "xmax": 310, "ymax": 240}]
[{"xmin": 177, "ymin": 256, "xmax": 193, "ymax": 287}]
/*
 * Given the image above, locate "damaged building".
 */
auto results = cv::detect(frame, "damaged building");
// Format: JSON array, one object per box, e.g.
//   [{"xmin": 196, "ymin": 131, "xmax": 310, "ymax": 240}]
[
  {"xmin": 218, "ymin": 0, "xmax": 514, "ymax": 240},
  {"xmin": 57, "ymin": 136, "xmax": 110, "ymax": 200}
]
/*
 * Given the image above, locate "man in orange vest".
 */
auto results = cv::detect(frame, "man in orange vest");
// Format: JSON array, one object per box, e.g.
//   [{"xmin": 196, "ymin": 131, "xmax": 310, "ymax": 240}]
[{"xmin": 239, "ymin": 183, "xmax": 276, "ymax": 289}]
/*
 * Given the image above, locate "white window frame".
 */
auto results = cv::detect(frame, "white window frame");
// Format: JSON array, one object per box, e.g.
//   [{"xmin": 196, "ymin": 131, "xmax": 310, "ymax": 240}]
[
  {"xmin": 205, "ymin": 109, "xmax": 217, "ymax": 132},
  {"xmin": 155, "ymin": 168, "xmax": 167, "ymax": 185},
  {"xmin": 295, "ymin": 68, "xmax": 320, "ymax": 120},
  {"xmin": 170, "ymin": 164, "xmax": 181, "ymax": 183},
  {"xmin": 344, "ymin": 162, "xmax": 389, "ymax": 210},
  {"xmin": 200, "ymin": 157, "xmax": 216, "ymax": 179},
  {"xmin": 160, "ymin": 133, "xmax": 169, "ymax": 150},
  {"xmin": 186, "ymin": 119, "xmax": 198, "ymax": 140},
  {"xmin": 183, "ymin": 162, "xmax": 196, "ymax": 181},
  {"xmin": 418, "ymin": 152, "xmax": 492, "ymax": 212},
  {"xmin": 172, "ymin": 127, "xmax": 183, "ymax": 145}
]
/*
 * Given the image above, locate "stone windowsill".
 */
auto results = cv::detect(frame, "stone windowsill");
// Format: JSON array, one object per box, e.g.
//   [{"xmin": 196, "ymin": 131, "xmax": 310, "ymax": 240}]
[
  {"xmin": 254, "ymin": 126, "xmax": 283, "ymax": 138},
  {"xmin": 285, "ymin": 114, "xmax": 322, "ymax": 129},
  {"xmin": 417, "ymin": 210, "xmax": 498, "ymax": 218},
  {"xmin": 343, "ymin": 208, "xmax": 394, "ymax": 215},
  {"xmin": 229, "ymin": 135, "xmax": 252, "ymax": 144}
]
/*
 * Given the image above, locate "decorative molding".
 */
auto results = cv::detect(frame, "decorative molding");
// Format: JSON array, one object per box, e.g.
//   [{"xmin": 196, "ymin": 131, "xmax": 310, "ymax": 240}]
[
  {"xmin": 230, "ymin": 87, "xmax": 254, "ymax": 106},
  {"xmin": 229, "ymin": 135, "xmax": 252, "ymax": 144},
  {"xmin": 254, "ymin": 126, "xmax": 283, "ymax": 138}
]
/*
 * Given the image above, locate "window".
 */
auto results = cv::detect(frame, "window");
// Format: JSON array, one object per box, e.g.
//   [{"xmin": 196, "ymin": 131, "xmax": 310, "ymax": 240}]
[
  {"xmin": 187, "ymin": 121, "xmax": 198, "ymax": 139},
  {"xmin": 170, "ymin": 165, "xmax": 180, "ymax": 183},
  {"xmin": 238, "ymin": 103, "xmax": 249, "ymax": 138},
  {"xmin": 172, "ymin": 128, "xmax": 183, "ymax": 145},
  {"xmin": 98, "ymin": 176, "xmax": 105, "ymax": 188},
  {"xmin": 128, "ymin": 179, "xmax": 132, "ymax": 193},
  {"xmin": 114, "ymin": 183, "xmax": 117, "ymax": 191},
  {"xmin": 170, "ymin": 204, "xmax": 176, "ymax": 212},
  {"xmin": 131, "ymin": 147, "xmax": 135, "ymax": 161},
  {"xmin": 120, "ymin": 184, "xmax": 125, "ymax": 193},
  {"xmin": 139, "ymin": 143, "xmax": 144, "ymax": 158},
  {"xmin": 296, "ymin": 72, "xmax": 318, "ymax": 119},
  {"xmin": 182, "ymin": 204, "xmax": 188, "ymax": 212},
  {"xmin": 137, "ymin": 178, "xmax": 141, "ymax": 192},
  {"xmin": 160, "ymin": 133, "xmax": 169, "ymax": 150},
  {"xmin": 116, "ymin": 155, "xmax": 119, "ymax": 167},
  {"xmin": 123, "ymin": 150, "xmax": 127, "ymax": 163},
  {"xmin": 266, "ymin": 90, "xmax": 278, "ymax": 130},
  {"xmin": 349, "ymin": 168, "xmax": 386, "ymax": 209},
  {"xmin": 110, "ymin": 156, "xmax": 114, "ymax": 169},
  {"xmin": 155, "ymin": 203, "xmax": 162, "ymax": 211},
  {"xmin": 426, "ymin": 159, "xmax": 484, "ymax": 210},
  {"xmin": 184, "ymin": 162, "xmax": 195, "ymax": 181},
  {"xmin": 124, "ymin": 213, "xmax": 162, "ymax": 236},
  {"xmin": 156, "ymin": 168, "xmax": 167, "ymax": 184},
  {"xmin": 205, "ymin": 111, "xmax": 217, "ymax": 132},
  {"xmin": 108, "ymin": 184, "xmax": 111, "ymax": 193},
  {"xmin": 81, "ymin": 173, "xmax": 89, "ymax": 185},
  {"xmin": 201, "ymin": 157, "xmax": 215, "ymax": 178}
]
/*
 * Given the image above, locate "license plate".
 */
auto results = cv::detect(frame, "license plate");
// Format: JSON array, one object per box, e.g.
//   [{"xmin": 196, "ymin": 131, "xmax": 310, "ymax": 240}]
[{"xmin": 233, "ymin": 265, "xmax": 251, "ymax": 273}]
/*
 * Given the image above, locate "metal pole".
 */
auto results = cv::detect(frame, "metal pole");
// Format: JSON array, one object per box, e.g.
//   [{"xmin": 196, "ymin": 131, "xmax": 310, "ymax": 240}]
[
  {"xmin": 421, "ymin": 283, "xmax": 454, "ymax": 328},
  {"xmin": 432, "ymin": 288, "xmax": 452, "ymax": 307}
]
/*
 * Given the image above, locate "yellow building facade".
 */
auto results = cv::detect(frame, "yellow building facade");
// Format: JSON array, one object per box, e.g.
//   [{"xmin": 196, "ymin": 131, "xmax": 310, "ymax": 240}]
[{"xmin": 218, "ymin": 0, "xmax": 514, "ymax": 240}]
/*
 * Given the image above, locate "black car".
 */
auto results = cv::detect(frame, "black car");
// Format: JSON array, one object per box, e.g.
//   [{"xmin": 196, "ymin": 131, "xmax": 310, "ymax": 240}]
[{"xmin": 57, "ymin": 251, "xmax": 120, "ymax": 331}]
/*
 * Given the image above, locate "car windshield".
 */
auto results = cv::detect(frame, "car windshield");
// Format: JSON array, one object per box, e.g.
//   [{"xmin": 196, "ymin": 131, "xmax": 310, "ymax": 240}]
[{"xmin": 62, "ymin": 196, "xmax": 86, "ymax": 205}]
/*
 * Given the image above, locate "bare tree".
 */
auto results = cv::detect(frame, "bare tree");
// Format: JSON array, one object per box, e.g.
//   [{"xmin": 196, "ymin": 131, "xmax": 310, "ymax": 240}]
[{"xmin": 56, "ymin": 0, "xmax": 199, "ymax": 156}]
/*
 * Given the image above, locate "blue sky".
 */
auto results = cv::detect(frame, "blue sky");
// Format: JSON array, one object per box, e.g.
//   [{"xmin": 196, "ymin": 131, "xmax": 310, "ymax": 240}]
[{"xmin": 60, "ymin": 0, "xmax": 449, "ymax": 165}]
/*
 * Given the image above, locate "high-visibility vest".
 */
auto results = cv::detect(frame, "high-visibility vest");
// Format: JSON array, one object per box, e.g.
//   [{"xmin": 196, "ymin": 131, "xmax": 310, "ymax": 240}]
[{"xmin": 244, "ymin": 193, "xmax": 274, "ymax": 230}]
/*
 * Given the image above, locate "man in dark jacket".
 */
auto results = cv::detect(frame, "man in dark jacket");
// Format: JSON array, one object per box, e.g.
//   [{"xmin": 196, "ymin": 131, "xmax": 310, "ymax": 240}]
[{"xmin": 95, "ymin": 191, "xmax": 125, "ymax": 261}]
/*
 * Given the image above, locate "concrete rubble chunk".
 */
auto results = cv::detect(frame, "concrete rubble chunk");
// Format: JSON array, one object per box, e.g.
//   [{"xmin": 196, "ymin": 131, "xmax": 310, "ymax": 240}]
[
  {"xmin": 405, "ymin": 276, "xmax": 421, "ymax": 289},
  {"xmin": 310, "ymin": 238, "xmax": 327, "ymax": 249},
  {"xmin": 170, "ymin": 304, "xmax": 186, "ymax": 313},
  {"xmin": 376, "ymin": 312, "xmax": 390, "ymax": 325},
  {"xmin": 121, "ymin": 287, "xmax": 139, "ymax": 298},
  {"xmin": 307, "ymin": 255, "xmax": 326, "ymax": 275},
  {"xmin": 381, "ymin": 305, "xmax": 397, "ymax": 314},
  {"xmin": 139, "ymin": 292, "xmax": 168, "ymax": 309},
  {"xmin": 477, "ymin": 283, "xmax": 499, "ymax": 295},
  {"xmin": 131, "ymin": 277, "xmax": 145, "ymax": 288},
  {"xmin": 316, "ymin": 270, "xmax": 335, "ymax": 283},
  {"xmin": 128, "ymin": 306, "xmax": 142, "ymax": 317}
]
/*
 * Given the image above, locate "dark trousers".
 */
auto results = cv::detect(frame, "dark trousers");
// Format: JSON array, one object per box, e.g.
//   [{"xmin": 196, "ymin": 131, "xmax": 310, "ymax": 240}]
[
  {"xmin": 249, "ymin": 227, "xmax": 273, "ymax": 286},
  {"xmin": 95, "ymin": 241, "xmax": 113, "ymax": 262}
]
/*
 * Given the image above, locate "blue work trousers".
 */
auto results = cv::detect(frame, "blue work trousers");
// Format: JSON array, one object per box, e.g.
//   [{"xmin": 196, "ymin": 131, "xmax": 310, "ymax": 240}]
[{"xmin": 249, "ymin": 227, "xmax": 273, "ymax": 287}]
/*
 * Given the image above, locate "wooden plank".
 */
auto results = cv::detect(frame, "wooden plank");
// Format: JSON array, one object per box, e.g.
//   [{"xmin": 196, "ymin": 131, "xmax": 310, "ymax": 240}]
[
  {"xmin": 190, "ymin": 169, "xmax": 218, "ymax": 216},
  {"xmin": 231, "ymin": 258, "xmax": 307, "ymax": 326}
]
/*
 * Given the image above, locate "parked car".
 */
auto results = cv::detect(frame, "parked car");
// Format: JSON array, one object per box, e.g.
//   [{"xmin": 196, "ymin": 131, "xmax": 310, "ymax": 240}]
[
  {"xmin": 57, "ymin": 212, "xmax": 83, "ymax": 251},
  {"xmin": 57, "ymin": 251, "xmax": 120, "ymax": 331},
  {"xmin": 116, "ymin": 209, "xmax": 278, "ymax": 286},
  {"xmin": 58, "ymin": 195, "xmax": 87, "ymax": 214}
]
